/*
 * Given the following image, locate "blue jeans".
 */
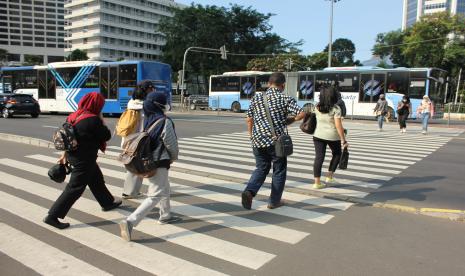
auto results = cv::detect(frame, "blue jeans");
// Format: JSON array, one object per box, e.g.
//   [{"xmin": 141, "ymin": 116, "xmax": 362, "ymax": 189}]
[
  {"xmin": 422, "ymin": 112, "xmax": 430, "ymax": 131},
  {"xmin": 377, "ymin": 115, "xmax": 385, "ymax": 129},
  {"xmin": 245, "ymin": 146, "xmax": 287, "ymax": 205}
]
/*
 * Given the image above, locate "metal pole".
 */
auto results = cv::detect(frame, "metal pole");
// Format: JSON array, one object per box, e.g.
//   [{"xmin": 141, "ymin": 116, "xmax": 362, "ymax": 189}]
[
  {"xmin": 351, "ymin": 100, "xmax": 354, "ymax": 120},
  {"xmin": 447, "ymin": 103, "xmax": 451, "ymax": 127},
  {"xmin": 217, "ymin": 95, "xmax": 219, "ymax": 116},
  {"xmin": 444, "ymin": 77, "xmax": 449, "ymax": 104},
  {"xmin": 454, "ymin": 67, "xmax": 462, "ymax": 104},
  {"xmin": 328, "ymin": 0, "xmax": 334, "ymax": 68}
]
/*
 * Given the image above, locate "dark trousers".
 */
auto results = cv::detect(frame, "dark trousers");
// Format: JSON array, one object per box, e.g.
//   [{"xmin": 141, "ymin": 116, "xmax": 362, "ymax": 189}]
[
  {"xmin": 48, "ymin": 156, "xmax": 114, "ymax": 219},
  {"xmin": 398, "ymin": 114, "xmax": 409, "ymax": 128},
  {"xmin": 313, "ymin": 137, "xmax": 341, "ymax": 178},
  {"xmin": 245, "ymin": 146, "xmax": 287, "ymax": 205}
]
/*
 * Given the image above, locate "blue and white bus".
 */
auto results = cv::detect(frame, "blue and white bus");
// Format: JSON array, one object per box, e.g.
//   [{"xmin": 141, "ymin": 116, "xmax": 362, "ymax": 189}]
[
  {"xmin": 0, "ymin": 60, "xmax": 172, "ymax": 114},
  {"xmin": 209, "ymin": 67, "xmax": 447, "ymax": 119}
]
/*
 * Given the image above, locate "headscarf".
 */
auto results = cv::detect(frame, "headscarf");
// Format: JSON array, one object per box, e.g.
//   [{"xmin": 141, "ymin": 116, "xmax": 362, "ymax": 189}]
[
  {"xmin": 143, "ymin": 92, "xmax": 167, "ymax": 149},
  {"xmin": 66, "ymin": 92, "xmax": 106, "ymax": 152}
]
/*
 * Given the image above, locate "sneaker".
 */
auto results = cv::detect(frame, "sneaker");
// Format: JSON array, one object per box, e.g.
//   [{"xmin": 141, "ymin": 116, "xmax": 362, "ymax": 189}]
[
  {"xmin": 403, "ymin": 128, "xmax": 407, "ymax": 133},
  {"xmin": 158, "ymin": 215, "xmax": 182, "ymax": 225},
  {"xmin": 241, "ymin": 190, "xmax": 253, "ymax": 210},
  {"xmin": 378, "ymin": 128, "xmax": 382, "ymax": 132},
  {"xmin": 122, "ymin": 193, "xmax": 144, "ymax": 200},
  {"xmin": 422, "ymin": 130, "xmax": 427, "ymax": 135},
  {"xmin": 312, "ymin": 183, "xmax": 326, "ymax": 189},
  {"xmin": 43, "ymin": 215, "xmax": 70, "ymax": 230},
  {"xmin": 119, "ymin": 220, "xmax": 132, "ymax": 242},
  {"xmin": 325, "ymin": 177, "xmax": 336, "ymax": 184},
  {"xmin": 267, "ymin": 201, "xmax": 285, "ymax": 209},
  {"xmin": 102, "ymin": 199, "xmax": 122, "ymax": 212}
]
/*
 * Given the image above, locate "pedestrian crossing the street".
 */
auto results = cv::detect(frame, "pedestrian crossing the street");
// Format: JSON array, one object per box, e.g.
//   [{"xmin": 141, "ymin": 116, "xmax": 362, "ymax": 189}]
[{"xmin": 0, "ymin": 125, "xmax": 463, "ymax": 275}]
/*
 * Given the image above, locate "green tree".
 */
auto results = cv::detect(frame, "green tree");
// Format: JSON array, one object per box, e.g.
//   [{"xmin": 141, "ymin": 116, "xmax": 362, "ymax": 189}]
[
  {"xmin": 372, "ymin": 30, "xmax": 408, "ymax": 67},
  {"xmin": 307, "ymin": 52, "xmax": 330, "ymax": 70},
  {"xmin": 66, "ymin": 49, "xmax": 88, "ymax": 61},
  {"xmin": 24, "ymin": 55, "xmax": 43, "ymax": 65},
  {"xmin": 159, "ymin": 4, "xmax": 300, "ymax": 91},
  {"xmin": 324, "ymin": 38, "xmax": 357, "ymax": 66},
  {"xmin": 0, "ymin": 48, "xmax": 8, "ymax": 63},
  {"xmin": 246, "ymin": 54, "xmax": 308, "ymax": 72}
]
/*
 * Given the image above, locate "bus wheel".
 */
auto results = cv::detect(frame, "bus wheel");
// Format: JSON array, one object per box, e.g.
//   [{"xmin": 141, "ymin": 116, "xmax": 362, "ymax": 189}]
[
  {"xmin": 190, "ymin": 103, "xmax": 197, "ymax": 110},
  {"xmin": 303, "ymin": 103, "xmax": 314, "ymax": 113},
  {"xmin": 231, "ymin": 102, "xmax": 241, "ymax": 113},
  {"xmin": 386, "ymin": 107, "xmax": 395, "ymax": 122}
]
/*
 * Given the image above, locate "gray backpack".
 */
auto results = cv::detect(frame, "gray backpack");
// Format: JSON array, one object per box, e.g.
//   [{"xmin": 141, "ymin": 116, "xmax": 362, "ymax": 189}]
[{"xmin": 117, "ymin": 118, "xmax": 165, "ymax": 178}]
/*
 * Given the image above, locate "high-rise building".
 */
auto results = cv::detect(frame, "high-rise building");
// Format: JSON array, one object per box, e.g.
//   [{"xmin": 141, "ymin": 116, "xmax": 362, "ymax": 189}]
[
  {"xmin": 64, "ymin": 0, "xmax": 184, "ymax": 61},
  {"xmin": 402, "ymin": 0, "xmax": 465, "ymax": 30},
  {"xmin": 0, "ymin": 0, "xmax": 67, "ymax": 65}
]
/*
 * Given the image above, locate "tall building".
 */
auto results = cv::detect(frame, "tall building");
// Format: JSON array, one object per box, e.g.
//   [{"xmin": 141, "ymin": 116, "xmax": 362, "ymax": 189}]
[
  {"xmin": 402, "ymin": 0, "xmax": 465, "ymax": 30},
  {"xmin": 0, "ymin": 0, "xmax": 66, "ymax": 65},
  {"xmin": 65, "ymin": 0, "xmax": 184, "ymax": 61}
]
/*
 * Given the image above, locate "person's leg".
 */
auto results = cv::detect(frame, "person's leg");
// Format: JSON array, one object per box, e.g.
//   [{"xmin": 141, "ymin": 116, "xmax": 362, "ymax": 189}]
[
  {"xmin": 48, "ymin": 160, "xmax": 90, "ymax": 219},
  {"xmin": 269, "ymin": 147, "xmax": 287, "ymax": 206},
  {"xmin": 87, "ymin": 164, "xmax": 116, "ymax": 209},
  {"xmin": 327, "ymin": 140, "xmax": 342, "ymax": 179},
  {"xmin": 244, "ymin": 147, "xmax": 272, "ymax": 195},
  {"xmin": 377, "ymin": 115, "xmax": 384, "ymax": 130},
  {"xmin": 147, "ymin": 168, "xmax": 173, "ymax": 222},
  {"xmin": 422, "ymin": 113, "xmax": 430, "ymax": 132},
  {"xmin": 122, "ymin": 171, "xmax": 143, "ymax": 197},
  {"xmin": 313, "ymin": 137, "xmax": 327, "ymax": 186}
]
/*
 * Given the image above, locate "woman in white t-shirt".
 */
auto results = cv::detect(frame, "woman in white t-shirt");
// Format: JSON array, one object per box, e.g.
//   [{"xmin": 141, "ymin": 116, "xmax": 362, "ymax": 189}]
[{"xmin": 312, "ymin": 86, "xmax": 348, "ymax": 189}]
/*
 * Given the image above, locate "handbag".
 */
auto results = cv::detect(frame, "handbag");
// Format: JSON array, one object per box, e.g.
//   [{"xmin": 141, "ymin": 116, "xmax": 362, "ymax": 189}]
[
  {"xmin": 300, "ymin": 112, "xmax": 317, "ymax": 134},
  {"xmin": 263, "ymin": 93, "xmax": 293, "ymax": 157},
  {"xmin": 339, "ymin": 147, "xmax": 349, "ymax": 170},
  {"xmin": 48, "ymin": 162, "xmax": 72, "ymax": 183}
]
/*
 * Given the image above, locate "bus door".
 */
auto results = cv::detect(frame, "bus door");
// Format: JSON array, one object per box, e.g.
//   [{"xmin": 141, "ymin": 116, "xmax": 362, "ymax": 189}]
[
  {"xmin": 100, "ymin": 65, "xmax": 118, "ymax": 100},
  {"xmin": 359, "ymin": 73, "xmax": 386, "ymax": 115},
  {"xmin": 1, "ymin": 75, "xmax": 12, "ymax": 93}
]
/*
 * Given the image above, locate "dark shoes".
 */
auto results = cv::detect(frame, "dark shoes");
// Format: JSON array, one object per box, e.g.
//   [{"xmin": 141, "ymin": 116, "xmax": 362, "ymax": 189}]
[
  {"xmin": 122, "ymin": 193, "xmax": 144, "ymax": 200},
  {"xmin": 43, "ymin": 215, "xmax": 70, "ymax": 229},
  {"xmin": 102, "ymin": 199, "xmax": 122, "ymax": 212},
  {"xmin": 267, "ymin": 201, "xmax": 285, "ymax": 209},
  {"xmin": 241, "ymin": 190, "xmax": 253, "ymax": 210}
]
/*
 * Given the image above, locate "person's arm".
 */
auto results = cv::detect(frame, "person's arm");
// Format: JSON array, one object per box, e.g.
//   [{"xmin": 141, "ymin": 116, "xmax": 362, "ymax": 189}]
[
  {"xmin": 246, "ymin": 117, "xmax": 253, "ymax": 137},
  {"xmin": 94, "ymin": 116, "xmax": 112, "ymax": 142},
  {"xmin": 374, "ymin": 102, "xmax": 380, "ymax": 112},
  {"xmin": 335, "ymin": 117, "xmax": 347, "ymax": 147},
  {"xmin": 162, "ymin": 119, "xmax": 179, "ymax": 162},
  {"xmin": 58, "ymin": 151, "xmax": 68, "ymax": 164},
  {"xmin": 286, "ymin": 97, "xmax": 305, "ymax": 124}
]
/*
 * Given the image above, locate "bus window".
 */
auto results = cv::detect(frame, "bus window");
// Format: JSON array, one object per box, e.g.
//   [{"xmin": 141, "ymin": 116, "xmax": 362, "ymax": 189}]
[
  {"xmin": 240, "ymin": 76, "xmax": 255, "ymax": 99},
  {"xmin": 315, "ymin": 73, "xmax": 337, "ymax": 92},
  {"xmin": 56, "ymin": 67, "xmax": 80, "ymax": 87},
  {"xmin": 83, "ymin": 66, "xmax": 99, "ymax": 88},
  {"xmin": 38, "ymin": 70, "xmax": 47, "ymax": 98},
  {"xmin": 298, "ymin": 74, "xmax": 314, "ymax": 100},
  {"xmin": 428, "ymin": 69, "xmax": 446, "ymax": 103},
  {"xmin": 255, "ymin": 74, "xmax": 270, "ymax": 92},
  {"xmin": 47, "ymin": 69, "xmax": 56, "ymax": 98},
  {"xmin": 409, "ymin": 71, "xmax": 427, "ymax": 99},
  {"xmin": 211, "ymin": 76, "xmax": 240, "ymax": 92},
  {"xmin": 387, "ymin": 72, "xmax": 409, "ymax": 95},
  {"xmin": 119, "ymin": 64, "xmax": 137, "ymax": 88},
  {"xmin": 336, "ymin": 73, "xmax": 359, "ymax": 92},
  {"xmin": 359, "ymin": 74, "xmax": 385, "ymax": 102}
]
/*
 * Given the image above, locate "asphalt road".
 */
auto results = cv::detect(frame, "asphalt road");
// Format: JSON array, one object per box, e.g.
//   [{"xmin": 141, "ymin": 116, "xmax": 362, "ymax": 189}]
[{"xmin": 1, "ymin": 113, "xmax": 465, "ymax": 275}]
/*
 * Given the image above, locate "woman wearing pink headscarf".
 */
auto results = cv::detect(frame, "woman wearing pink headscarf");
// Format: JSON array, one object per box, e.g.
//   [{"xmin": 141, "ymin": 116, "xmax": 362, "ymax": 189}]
[
  {"xmin": 417, "ymin": 95, "xmax": 434, "ymax": 134},
  {"xmin": 44, "ymin": 92, "xmax": 121, "ymax": 229}
]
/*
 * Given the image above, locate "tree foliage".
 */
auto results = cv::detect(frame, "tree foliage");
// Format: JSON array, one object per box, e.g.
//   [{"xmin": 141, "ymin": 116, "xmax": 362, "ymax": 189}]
[
  {"xmin": 24, "ymin": 55, "xmax": 43, "ymax": 65},
  {"xmin": 159, "ymin": 4, "xmax": 300, "ymax": 76},
  {"xmin": 372, "ymin": 30, "xmax": 407, "ymax": 66},
  {"xmin": 324, "ymin": 38, "xmax": 358, "ymax": 65},
  {"xmin": 66, "ymin": 49, "xmax": 89, "ymax": 61}
]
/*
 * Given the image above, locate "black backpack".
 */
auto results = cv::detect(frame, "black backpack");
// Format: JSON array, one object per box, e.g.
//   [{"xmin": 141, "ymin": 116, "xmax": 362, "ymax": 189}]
[
  {"xmin": 117, "ymin": 118, "xmax": 166, "ymax": 178},
  {"xmin": 52, "ymin": 122, "xmax": 80, "ymax": 152},
  {"xmin": 300, "ymin": 112, "xmax": 317, "ymax": 134}
]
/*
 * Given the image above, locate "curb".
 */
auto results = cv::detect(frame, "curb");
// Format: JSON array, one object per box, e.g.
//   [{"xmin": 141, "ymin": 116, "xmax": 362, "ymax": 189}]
[{"xmin": 1, "ymin": 132, "xmax": 464, "ymax": 222}]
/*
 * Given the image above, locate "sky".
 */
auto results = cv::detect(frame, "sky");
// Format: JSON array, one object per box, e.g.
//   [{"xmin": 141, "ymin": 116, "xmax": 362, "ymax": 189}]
[{"xmin": 176, "ymin": 0, "xmax": 404, "ymax": 62}]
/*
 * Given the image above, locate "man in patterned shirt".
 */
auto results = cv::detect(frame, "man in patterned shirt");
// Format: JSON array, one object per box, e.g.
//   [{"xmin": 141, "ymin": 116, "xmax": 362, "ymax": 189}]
[{"xmin": 242, "ymin": 72, "xmax": 305, "ymax": 210}]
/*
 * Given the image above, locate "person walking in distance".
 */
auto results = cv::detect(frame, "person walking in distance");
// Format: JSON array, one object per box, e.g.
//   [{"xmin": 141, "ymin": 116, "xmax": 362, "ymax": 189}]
[
  {"xmin": 397, "ymin": 95, "xmax": 411, "ymax": 133},
  {"xmin": 121, "ymin": 80, "xmax": 155, "ymax": 199},
  {"xmin": 119, "ymin": 92, "xmax": 180, "ymax": 242},
  {"xmin": 373, "ymin": 94, "xmax": 388, "ymax": 131},
  {"xmin": 417, "ymin": 95, "xmax": 434, "ymax": 134},
  {"xmin": 242, "ymin": 72, "xmax": 306, "ymax": 210},
  {"xmin": 44, "ymin": 92, "xmax": 121, "ymax": 229},
  {"xmin": 312, "ymin": 86, "xmax": 348, "ymax": 189}
]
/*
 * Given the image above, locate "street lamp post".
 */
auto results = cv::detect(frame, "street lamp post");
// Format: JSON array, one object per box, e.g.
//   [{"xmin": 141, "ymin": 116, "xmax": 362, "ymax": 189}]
[{"xmin": 327, "ymin": 0, "xmax": 340, "ymax": 68}]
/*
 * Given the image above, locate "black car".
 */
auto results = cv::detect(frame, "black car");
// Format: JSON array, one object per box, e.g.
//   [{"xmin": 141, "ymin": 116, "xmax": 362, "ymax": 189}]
[{"xmin": 0, "ymin": 93, "xmax": 41, "ymax": 118}]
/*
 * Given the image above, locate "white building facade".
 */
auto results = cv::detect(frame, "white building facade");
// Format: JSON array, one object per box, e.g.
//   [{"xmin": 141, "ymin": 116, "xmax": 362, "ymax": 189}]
[
  {"xmin": 0, "ymin": 0, "xmax": 66, "ymax": 65},
  {"xmin": 64, "ymin": 0, "xmax": 184, "ymax": 61},
  {"xmin": 402, "ymin": 0, "xmax": 465, "ymax": 30}
]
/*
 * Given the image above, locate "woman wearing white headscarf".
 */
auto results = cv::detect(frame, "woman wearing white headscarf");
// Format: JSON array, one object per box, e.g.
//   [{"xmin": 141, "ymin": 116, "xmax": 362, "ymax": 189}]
[{"xmin": 417, "ymin": 95, "xmax": 434, "ymax": 134}]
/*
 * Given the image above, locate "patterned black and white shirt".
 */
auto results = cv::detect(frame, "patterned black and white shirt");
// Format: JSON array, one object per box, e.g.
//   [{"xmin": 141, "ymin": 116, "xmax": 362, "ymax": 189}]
[{"xmin": 247, "ymin": 87, "xmax": 303, "ymax": 148}]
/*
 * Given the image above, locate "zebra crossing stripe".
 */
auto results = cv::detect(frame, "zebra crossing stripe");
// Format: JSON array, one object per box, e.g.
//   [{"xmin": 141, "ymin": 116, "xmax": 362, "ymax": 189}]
[
  {"xmin": 0, "ymin": 167, "xmax": 276, "ymax": 270},
  {"xmin": 0, "ymin": 223, "xmax": 112, "ymax": 276},
  {"xmin": 25, "ymin": 155, "xmax": 336, "ymax": 225},
  {"xmin": 0, "ymin": 190, "xmax": 226, "ymax": 276}
]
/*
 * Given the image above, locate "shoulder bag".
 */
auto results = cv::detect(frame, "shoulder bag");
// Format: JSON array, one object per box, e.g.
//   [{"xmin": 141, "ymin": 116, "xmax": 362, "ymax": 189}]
[{"xmin": 263, "ymin": 93, "xmax": 293, "ymax": 157}]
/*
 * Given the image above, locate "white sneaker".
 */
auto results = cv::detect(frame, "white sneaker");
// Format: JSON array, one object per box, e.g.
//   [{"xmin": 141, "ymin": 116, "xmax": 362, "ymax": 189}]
[
  {"xmin": 378, "ymin": 128, "xmax": 382, "ymax": 132},
  {"xmin": 422, "ymin": 130, "xmax": 426, "ymax": 135}
]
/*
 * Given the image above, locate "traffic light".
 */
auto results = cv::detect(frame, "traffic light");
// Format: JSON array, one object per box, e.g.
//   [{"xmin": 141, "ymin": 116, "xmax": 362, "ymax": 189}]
[{"xmin": 220, "ymin": 45, "xmax": 227, "ymax": 60}]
